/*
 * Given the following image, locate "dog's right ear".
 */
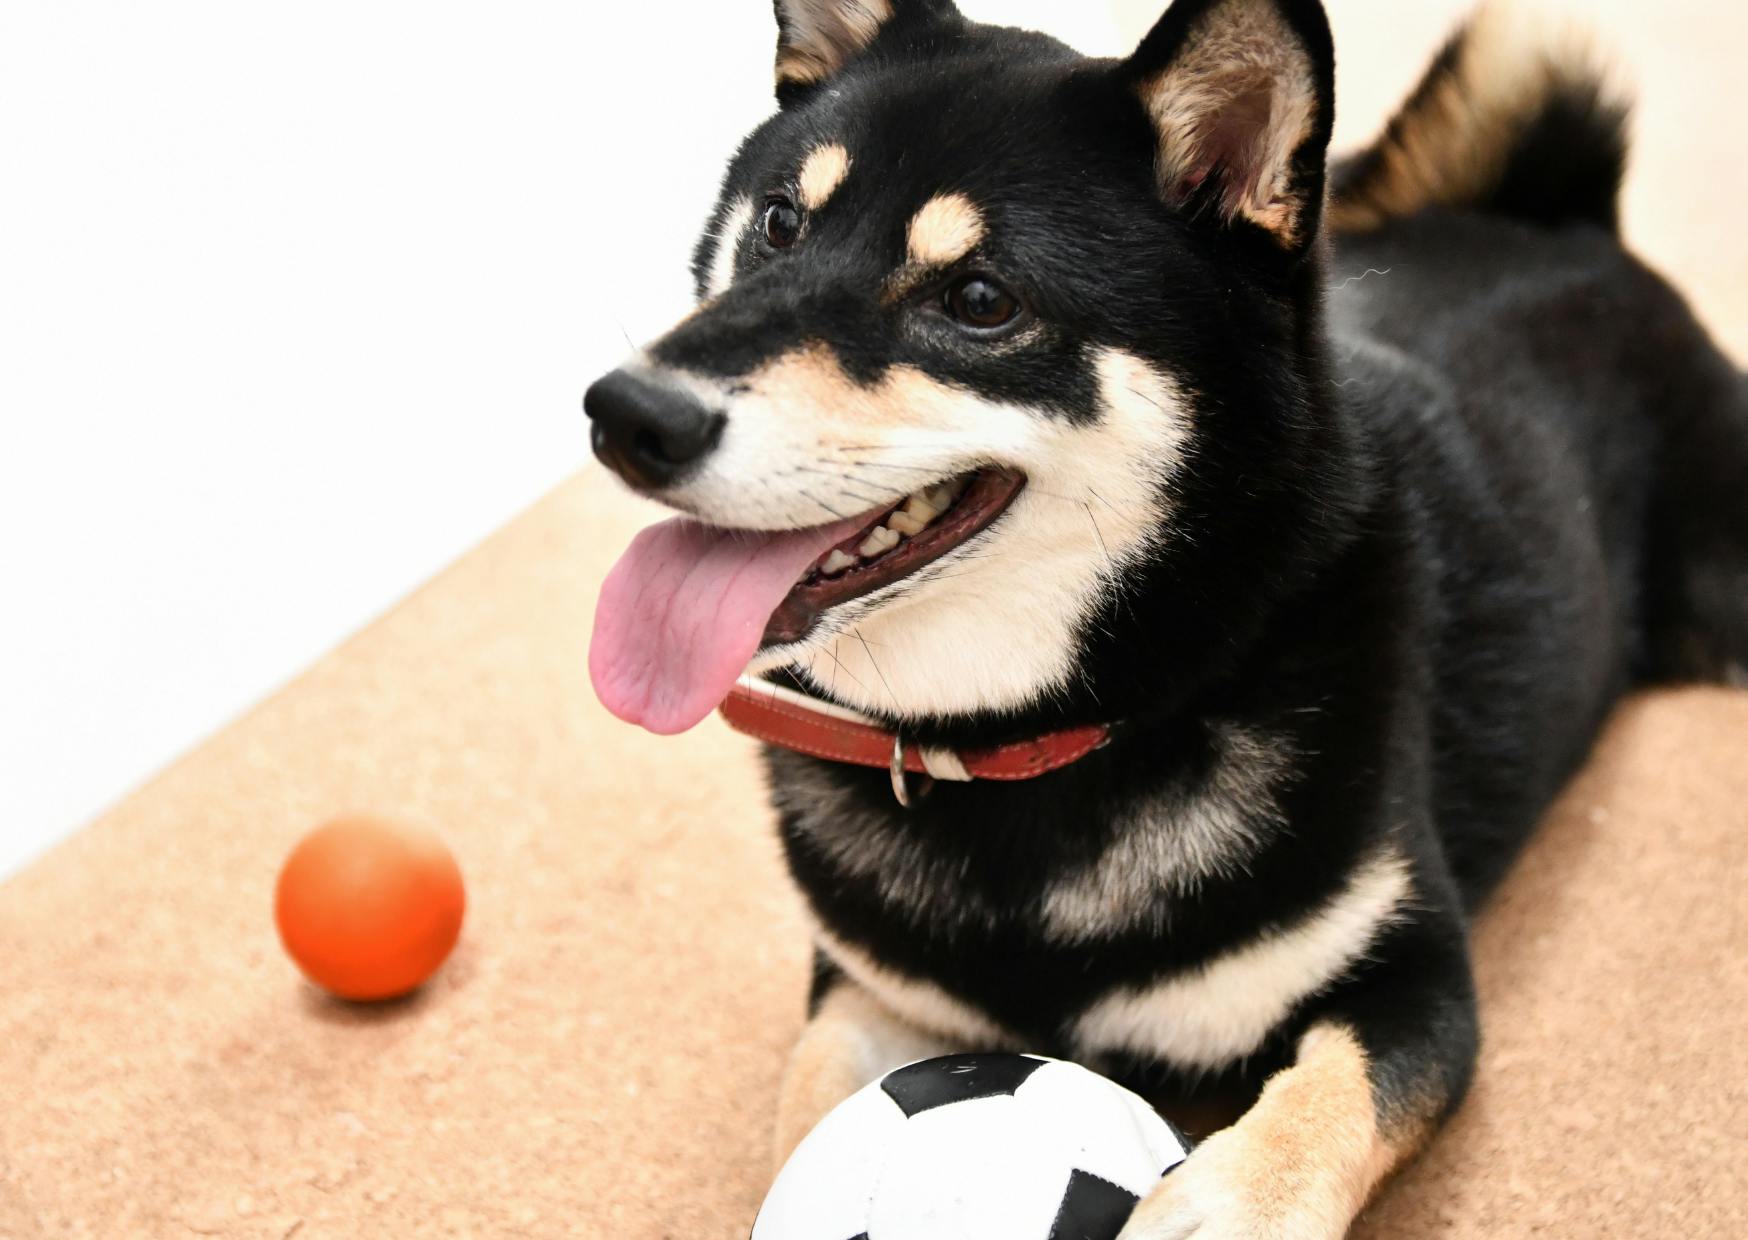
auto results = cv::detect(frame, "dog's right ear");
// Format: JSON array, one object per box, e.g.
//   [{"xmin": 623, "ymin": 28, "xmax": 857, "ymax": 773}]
[{"xmin": 773, "ymin": 0, "xmax": 961, "ymax": 106}]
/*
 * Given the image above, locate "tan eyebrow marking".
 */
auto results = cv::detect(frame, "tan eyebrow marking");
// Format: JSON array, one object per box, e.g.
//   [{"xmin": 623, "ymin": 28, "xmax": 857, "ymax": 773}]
[
  {"xmin": 798, "ymin": 143, "xmax": 852, "ymax": 211},
  {"xmin": 906, "ymin": 192, "xmax": 986, "ymax": 268}
]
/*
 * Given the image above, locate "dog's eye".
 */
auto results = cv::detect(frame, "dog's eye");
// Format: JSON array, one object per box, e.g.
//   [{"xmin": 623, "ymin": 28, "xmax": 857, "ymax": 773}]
[
  {"xmin": 762, "ymin": 198, "xmax": 801, "ymax": 249},
  {"xmin": 944, "ymin": 277, "xmax": 1021, "ymax": 330}
]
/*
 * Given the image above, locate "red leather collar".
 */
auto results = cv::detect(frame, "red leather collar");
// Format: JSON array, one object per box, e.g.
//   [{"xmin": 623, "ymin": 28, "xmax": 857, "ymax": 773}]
[{"xmin": 718, "ymin": 676, "xmax": 1110, "ymax": 805}]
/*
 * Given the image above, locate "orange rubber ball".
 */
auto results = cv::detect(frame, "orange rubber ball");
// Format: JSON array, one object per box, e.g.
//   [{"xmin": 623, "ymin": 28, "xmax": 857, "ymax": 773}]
[{"xmin": 274, "ymin": 816, "xmax": 465, "ymax": 1001}]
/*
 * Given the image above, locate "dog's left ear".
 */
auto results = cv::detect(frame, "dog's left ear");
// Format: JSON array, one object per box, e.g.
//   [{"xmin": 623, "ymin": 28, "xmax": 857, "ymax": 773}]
[
  {"xmin": 1118, "ymin": 0, "xmax": 1335, "ymax": 251},
  {"xmin": 773, "ymin": 0, "xmax": 961, "ymax": 105}
]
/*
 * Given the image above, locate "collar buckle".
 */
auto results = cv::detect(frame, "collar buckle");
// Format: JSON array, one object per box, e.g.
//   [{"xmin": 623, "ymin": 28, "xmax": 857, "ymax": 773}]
[{"xmin": 889, "ymin": 733, "xmax": 934, "ymax": 809}]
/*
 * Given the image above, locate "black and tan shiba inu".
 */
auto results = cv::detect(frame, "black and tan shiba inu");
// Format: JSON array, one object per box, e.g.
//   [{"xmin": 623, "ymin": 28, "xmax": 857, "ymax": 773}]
[{"xmin": 584, "ymin": 0, "xmax": 1748, "ymax": 1233}]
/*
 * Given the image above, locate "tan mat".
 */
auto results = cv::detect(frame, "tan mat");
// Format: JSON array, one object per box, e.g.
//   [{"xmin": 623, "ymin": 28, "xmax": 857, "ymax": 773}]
[
  {"xmin": 7, "ymin": 2, "xmax": 1748, "ymax": 1236},
  {"xmin": 3, "ymin": 475, "xmax": 1745, "ymax": 1239}
]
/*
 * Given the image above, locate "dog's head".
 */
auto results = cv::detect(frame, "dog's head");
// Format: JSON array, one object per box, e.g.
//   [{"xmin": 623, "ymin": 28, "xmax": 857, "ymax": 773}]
[{"xmin": 588, "ymin": 0, "xmax": 1342, "ymax": 735}]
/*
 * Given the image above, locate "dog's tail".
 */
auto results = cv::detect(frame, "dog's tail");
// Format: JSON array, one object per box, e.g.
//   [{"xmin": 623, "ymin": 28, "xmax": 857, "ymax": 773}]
[{"xmin": 1330, "ymin": 2, "xmax": 1630, "ymax": 235}]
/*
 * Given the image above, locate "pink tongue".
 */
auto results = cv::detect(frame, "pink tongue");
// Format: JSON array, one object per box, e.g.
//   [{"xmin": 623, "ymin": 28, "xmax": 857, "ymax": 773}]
[{"xmin": 589, "ymin": 514, "xmax": 865, "ymax": 734}]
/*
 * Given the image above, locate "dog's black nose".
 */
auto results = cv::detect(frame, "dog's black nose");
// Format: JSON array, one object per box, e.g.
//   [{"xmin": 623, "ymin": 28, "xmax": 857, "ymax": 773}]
[{"xmin": 584, "ymin": 369, "xmax": 725, "ymax": 489}]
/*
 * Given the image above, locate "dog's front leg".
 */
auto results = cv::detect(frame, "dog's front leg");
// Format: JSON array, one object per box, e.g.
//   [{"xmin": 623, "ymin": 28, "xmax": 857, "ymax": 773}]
[
  {"xmin": 1120, "ymin": 928, "xmax": 1478, "ymax": 1239},
  {"xmin": 772, "ymin": 965, "xmax": 957, "ymax": 1174}
]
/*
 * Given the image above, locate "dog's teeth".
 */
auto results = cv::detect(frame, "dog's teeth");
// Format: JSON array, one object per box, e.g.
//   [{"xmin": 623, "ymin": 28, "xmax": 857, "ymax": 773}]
[
  {"xmin": 924, "ymin": 483, "xmax": 958, "ymax": 510},
  {"xmin": 902, "ymin": 495, "xmax": 940, "ymax": 524},
  {"xmin": 814, "ymin": 475, "xmax": 969, "ymax": 573},
  {"xmin": 858, "ymin": 526, "xmax": 901, "ymax": 558}
]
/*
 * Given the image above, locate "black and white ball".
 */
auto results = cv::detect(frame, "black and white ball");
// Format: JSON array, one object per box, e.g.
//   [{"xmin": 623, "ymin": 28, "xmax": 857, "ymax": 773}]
[{"xmin": 753, "ymin": 1054, "xmax": 1191, "ymax": 1240}]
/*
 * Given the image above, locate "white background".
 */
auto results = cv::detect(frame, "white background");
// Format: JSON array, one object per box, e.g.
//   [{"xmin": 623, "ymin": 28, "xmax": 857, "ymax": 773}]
[{"xmin": 0, "ymin": 2, "xmax": 1132, "ymax": 878}]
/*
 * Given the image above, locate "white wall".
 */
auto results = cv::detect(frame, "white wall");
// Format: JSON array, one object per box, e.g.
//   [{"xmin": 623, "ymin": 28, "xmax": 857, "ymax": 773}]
[{"xmin": 0, "ymin": 2, "xmax": 1126, "ymax": 878}]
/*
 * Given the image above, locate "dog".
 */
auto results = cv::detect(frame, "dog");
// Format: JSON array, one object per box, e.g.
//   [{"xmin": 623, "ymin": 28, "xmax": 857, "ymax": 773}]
[{"xmin": 583, "ymin": 0, "xmax": 1748, "ymax": 1234}]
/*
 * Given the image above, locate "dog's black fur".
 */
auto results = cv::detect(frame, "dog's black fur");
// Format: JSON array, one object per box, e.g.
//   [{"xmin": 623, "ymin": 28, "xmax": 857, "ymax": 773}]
[
  {"xmin": 591, "ymin": 0, "xmax": 1748, "ymax": 1224},
  {"xmin": 747, "ymin": 2, "xmax": 1744, "ymax": 1106}
]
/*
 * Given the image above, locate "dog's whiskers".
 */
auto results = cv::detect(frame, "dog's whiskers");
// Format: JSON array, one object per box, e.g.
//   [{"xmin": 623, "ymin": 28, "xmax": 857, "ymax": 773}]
[
  {"xmin": 820, "ymin": 639, "xmax": 865, "ymax": 696},
  {"xmin": 838, "ymin": 458, "xmax": 942, "ymax": 475},
  {"xmin": 921, "ymin": 568, "xmax": 987, "ymax": 585},
  {"xmin": 1083, "ymin": 501, "xmax": 1114, "ymax": 572},
  {"xmin": 798, "ymin": 489, "xmax": 848, "ymax": 521},
  {"xmin": 1123, "ymin": 384, "xmax": 1176, "ymax": 418},
  {"xmin": 853, "ymin": 627, "xmax": 898, "ymax": 706},
  {"xmin": 787, "ymin": 465, "xmax": 898, "ymax": 507}
]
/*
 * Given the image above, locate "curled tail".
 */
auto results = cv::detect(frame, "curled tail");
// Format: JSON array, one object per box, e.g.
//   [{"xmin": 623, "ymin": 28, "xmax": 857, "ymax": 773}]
[{"xmin": 1330, "ymin": 2, "xmax": 1630, "ymax": 235}]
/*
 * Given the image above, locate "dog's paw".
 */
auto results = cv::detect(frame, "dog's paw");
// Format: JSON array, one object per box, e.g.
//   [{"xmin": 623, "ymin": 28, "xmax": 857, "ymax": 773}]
[{"xmin": 1116, "ymin": 1127, "xmax": 1355, "ymax": 1240}]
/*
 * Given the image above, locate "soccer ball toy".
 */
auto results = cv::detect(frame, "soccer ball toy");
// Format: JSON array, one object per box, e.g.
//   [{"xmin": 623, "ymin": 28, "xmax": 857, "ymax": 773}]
[{"xmin": 752, "ymin": 1054, "xmax": 1191, "ymax": 1240}]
